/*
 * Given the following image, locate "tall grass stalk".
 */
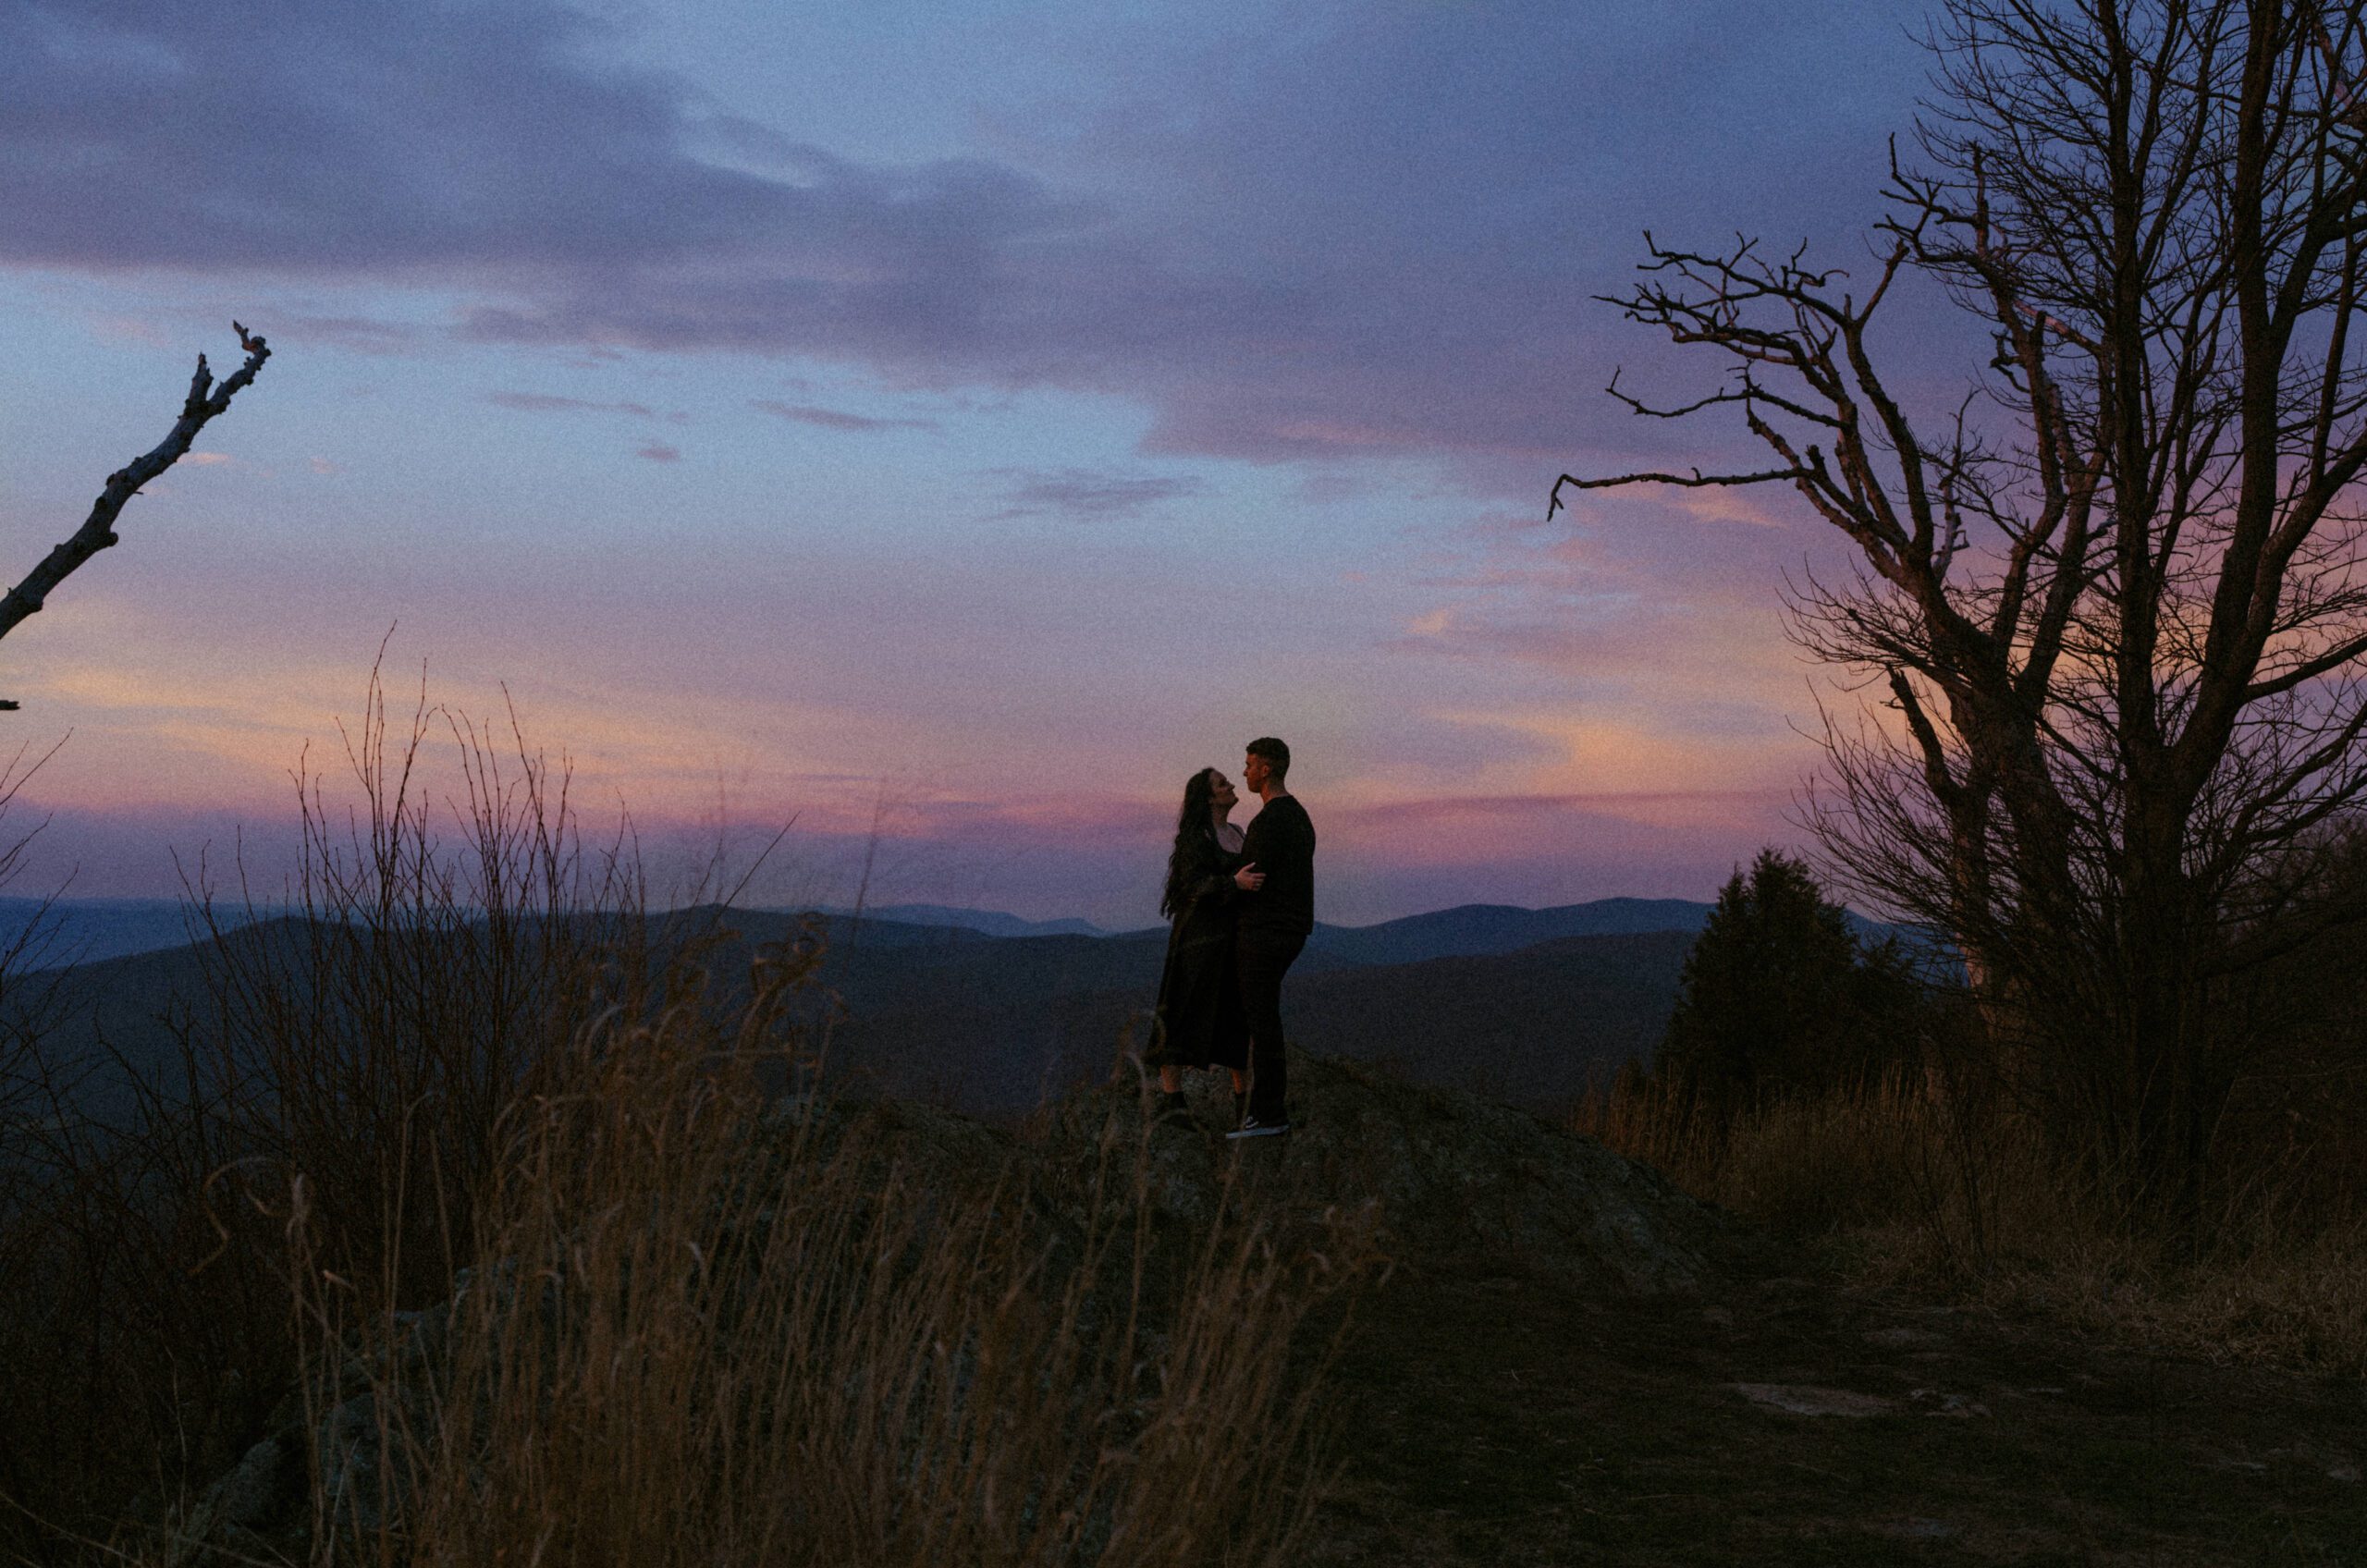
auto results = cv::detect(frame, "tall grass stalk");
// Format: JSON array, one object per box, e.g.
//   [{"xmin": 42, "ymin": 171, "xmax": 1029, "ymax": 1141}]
[
  {"xmin": 0, "ymin": 669, "xmax": 653, "ymax": 1558},
  {"xmin": 251, "ymin": 962, "xmax": 1361, "ymax": 1568}
]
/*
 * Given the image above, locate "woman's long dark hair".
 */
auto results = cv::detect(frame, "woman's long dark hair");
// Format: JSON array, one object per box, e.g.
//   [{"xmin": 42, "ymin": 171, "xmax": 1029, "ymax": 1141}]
[{"xmin": 1160, "ymin": 768, "xmax": 1222, "ymax": 919}]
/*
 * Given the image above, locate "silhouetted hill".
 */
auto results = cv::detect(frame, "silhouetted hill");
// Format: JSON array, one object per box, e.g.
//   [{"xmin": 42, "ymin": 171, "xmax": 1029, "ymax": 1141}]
[
  {"xmin": 0, "ymin": 897, "xmax": 267, "ymax": 969},
  {"xmin": 5, "ymin": 893, "xmax": 1723, "ymax": 972},
  {"xmin": 808, "ymin": 926, "xmax": 1690, "ymax": 1116},
  {"xmin": 1287, "ymin": 930, "xmax": 1694, "ymax": 1102},
  {"xmin": 805, "ymin": 903, "xmax": 1110, "ymax": 938},
  {"xmin": 1306, "ymin": 898, "xmax": 1711, "ymax": 964},
  {"xmin": 11, "ymin": 905, "xmax": 1696, "ymax": 1126},
  {"xmin": 796, "ymin": 894, "xmax": 1719, "ymax": 963},
  {"xmin": 1, "ymin": 912, "xmax": 1225, "ymax": 1126},
  {"xmin": 0, "ymin": 898, "xmax": 1083, "ymax": 973}
]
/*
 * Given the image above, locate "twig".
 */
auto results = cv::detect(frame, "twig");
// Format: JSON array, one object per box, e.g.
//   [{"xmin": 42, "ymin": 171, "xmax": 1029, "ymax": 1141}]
[{"xmin": 0, "ymin": 324, "xmax": 271, "ymax": 709}]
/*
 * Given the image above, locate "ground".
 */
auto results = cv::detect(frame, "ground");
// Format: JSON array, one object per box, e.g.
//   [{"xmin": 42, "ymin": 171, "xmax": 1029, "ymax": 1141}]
[{"xmin": 1308, "ymin": 1257, "xmax": 2367, "ymax": 1566}]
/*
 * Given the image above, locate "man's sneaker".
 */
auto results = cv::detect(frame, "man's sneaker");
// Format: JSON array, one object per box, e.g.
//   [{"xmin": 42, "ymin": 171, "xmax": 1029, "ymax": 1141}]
[{"xmin": 1226, "ymin": 1114, "xmax": 1290, "ymax": 1140}]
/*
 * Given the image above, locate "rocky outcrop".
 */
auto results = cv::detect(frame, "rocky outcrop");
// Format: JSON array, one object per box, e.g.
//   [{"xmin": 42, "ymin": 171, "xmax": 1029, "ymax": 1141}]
[
  {"xmin": 1054, "ymin": 1052, "xmax": 1741, "ymax": 1296},
  {"xmin": 159, "ymin": 1286, "xmax": 467, "ymax": 1565},
  {"xmin": 157, "ymin": 1051, "xmax": 1734, "ymax": 1562}
]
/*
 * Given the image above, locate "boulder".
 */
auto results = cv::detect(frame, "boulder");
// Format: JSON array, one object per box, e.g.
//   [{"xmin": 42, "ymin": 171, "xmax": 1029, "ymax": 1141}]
[{"xmin": 1051, "ymin": 1052, "xmax": 1739, "ymax": 1296}]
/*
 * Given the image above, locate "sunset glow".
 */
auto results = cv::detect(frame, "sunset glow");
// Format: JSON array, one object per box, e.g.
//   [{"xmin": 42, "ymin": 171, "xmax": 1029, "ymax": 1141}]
[{"xmin": 0, "ymin": 0, "xmax": 1935, "ymax": 925}]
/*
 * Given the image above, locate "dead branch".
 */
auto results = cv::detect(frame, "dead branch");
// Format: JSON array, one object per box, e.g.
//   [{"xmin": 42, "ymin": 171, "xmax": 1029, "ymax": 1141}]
[{"xmin": 0, "ymin": 324, "xmax": 271, "ymax": 709}]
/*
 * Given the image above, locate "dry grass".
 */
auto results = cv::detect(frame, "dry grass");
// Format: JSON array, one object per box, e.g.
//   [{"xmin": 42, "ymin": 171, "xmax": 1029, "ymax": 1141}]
[
  {"xmin": 0, "ymin": 670, "xmax": 667, "ymax": 1557},
  {"xmin": 1576, "ymin": 1066, "xmax": 2367, "ymax": 1376},
  {"xmin": 246, "ymin": 982, "xmax": 1367, "ymax": 1568},
  {"xmin": 0, "ymin": 668, "xmax": 1371, "ymax": 1566}
]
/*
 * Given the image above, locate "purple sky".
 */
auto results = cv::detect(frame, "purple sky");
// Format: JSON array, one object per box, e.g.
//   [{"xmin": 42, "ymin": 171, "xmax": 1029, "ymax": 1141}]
[{"xmin": 0, "ymin": 0, "xmax": 1952, "ymax": 925}]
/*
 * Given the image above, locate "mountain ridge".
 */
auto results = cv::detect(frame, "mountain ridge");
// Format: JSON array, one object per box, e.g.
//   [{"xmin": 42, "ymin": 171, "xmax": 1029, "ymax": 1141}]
[
  {"xmin": 13, "ymin": 908, "xmax": 1701, "ymax": 1125},
  {"xmin": 5, "ymin": 893, "xmax": 1736, "ymax": 974}
]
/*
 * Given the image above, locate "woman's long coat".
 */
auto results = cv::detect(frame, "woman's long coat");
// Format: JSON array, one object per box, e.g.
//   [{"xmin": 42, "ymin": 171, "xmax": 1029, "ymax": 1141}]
[{"xmin": 1148, "ymin": 836, "xmax": 1248, "ymax": 1071}]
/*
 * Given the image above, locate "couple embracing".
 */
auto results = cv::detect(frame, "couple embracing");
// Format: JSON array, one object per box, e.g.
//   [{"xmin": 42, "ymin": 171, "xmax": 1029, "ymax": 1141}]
[{"xmin": 1148, "ymin": 736, "xmax": 1315, "ymax": 1139}]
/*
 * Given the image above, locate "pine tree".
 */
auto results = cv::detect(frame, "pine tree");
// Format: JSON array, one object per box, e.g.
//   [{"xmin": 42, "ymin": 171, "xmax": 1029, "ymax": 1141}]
[{"xmin": 1658, "ymin": 850, "xmax": 1916, "ymax": 1107}]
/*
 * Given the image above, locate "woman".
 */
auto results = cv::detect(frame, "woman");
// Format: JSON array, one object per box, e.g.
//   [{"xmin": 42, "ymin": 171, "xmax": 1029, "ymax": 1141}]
[{"xmin": 1148, "ymin": 767, "xmax": 1261, "ymax": 1125}]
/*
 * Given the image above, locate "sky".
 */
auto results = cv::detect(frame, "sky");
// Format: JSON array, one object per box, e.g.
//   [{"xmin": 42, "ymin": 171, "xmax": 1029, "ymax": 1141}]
[{"xmin": 0, "ymin": 0, "xmax": 1957, "ymax": 927}]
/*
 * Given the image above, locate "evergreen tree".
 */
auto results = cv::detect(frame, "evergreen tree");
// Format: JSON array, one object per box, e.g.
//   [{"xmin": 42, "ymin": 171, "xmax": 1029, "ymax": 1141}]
[{"xmin": 1659, "ymin": 850, "xmax": 1916, "ymax": 1107}]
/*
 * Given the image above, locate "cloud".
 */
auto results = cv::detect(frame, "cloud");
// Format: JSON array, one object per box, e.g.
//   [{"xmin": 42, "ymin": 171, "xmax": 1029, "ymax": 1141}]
[
  {"xmin": 12, "ymin": 778, "xmax": 1792, "ymax": 924},
  {"xmin": 635, "ymin": 442, "xmax": 681, "ymax": 462},
  {"xmin": 0, "ymin": 0, "xmax": 1932, "ymax": 480},
  {"xmin": 1340, "ymin": 787, "xmax": 1789, "ymax": 833},
  {"xmin": 88, "ymin": 313, "xmax": 170, "ymax": 348},
  {"xmin": 989, "ymin": 467, "xmax": 1204, "ymax": 522},
  {"xmin": 751, "ymin": 399, "xmax": 938, "ymax": 434},
  {"xmin": 1294, "ymin": 471, "xmax": 1392, "ymax": 506},
  {"xmin": 487, "ymin": 390, "xmax": 667, "ymax": 420},
  {"xmin": 275, "ymin": 312, "xmax": 420, "ymax": 355},
  {"xmin": 1, "ymin": 1, "xmax": 812, "ymax": 272}
]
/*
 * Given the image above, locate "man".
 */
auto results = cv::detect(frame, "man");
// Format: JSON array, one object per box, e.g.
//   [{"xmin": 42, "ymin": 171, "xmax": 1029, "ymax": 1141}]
[{"xmin": 1228, "ymin": 735, "xmax": 1314, "ymax": 1138}]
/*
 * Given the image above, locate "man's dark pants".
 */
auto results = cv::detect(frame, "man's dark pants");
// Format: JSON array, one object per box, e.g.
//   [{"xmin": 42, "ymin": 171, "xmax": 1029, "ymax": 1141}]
[{"xmin": 1236, "ymin": 930, "xmax": 1306, "ymax": 1122}]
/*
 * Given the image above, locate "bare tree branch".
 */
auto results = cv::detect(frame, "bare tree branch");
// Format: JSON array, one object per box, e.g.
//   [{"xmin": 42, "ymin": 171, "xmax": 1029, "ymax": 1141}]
[
  {"xmin": 1562, "ymin": 0, "xmax": 2367, "ymax": 1220},
  {"xmin": 0, "ymin": 324, "xmax": 272, "ymax": 709}
]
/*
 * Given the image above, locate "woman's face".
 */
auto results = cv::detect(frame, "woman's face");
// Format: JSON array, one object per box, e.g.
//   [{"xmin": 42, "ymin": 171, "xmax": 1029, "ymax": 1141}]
[{"xmin": 1208, "ymin": 771, "xmax": 1239, "ymax": 813}]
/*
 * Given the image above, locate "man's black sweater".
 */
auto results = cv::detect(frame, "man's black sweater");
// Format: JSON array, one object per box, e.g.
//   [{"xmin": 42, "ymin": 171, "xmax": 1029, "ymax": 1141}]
[{"xmin": 1238, "ymin": 794, "xmax": 1316, "ymax": 939}]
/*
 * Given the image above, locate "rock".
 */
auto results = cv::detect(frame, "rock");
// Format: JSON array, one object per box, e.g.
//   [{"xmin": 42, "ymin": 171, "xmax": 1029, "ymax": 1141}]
[
  {"xmin": 1049, "ymin": 1053, "xmax": 1743, "ymax": 1296},
  {"xmin": 317, "ymin": 1385, "xmax": 425, "ymax": 1537},
  {"xmin": 2284, "ymin": 1440, "xmax": 2360, "ymax": 1482},
  {"xmin": 1864, "ymin": 1325, "xmax": 1946, "ymax": 1349},
  {"xmin": 1907, "ymin": 1389, "xmax": 1992, "ymax": 1417},
  {"xmin": 1732, "ymin": 1383, "xmax": 1896, "ymax": 1417},
  {"xmin": 155, "ymin": 1432, "xmax": 304, "ymax": 1568},
  {"xmin": 207, "ymin": 1434, "xmax": 300, "ymax": 1530}
]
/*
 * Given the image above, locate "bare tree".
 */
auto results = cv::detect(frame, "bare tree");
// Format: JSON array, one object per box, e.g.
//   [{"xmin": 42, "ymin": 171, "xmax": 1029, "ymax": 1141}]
[
  {"xmin": 0, "ymin": 324, "xmax": 270, "ymax": 709},
  {"xmin": 1557, "ymin": 0, "xmax": 2367, "ymax": 1221}
]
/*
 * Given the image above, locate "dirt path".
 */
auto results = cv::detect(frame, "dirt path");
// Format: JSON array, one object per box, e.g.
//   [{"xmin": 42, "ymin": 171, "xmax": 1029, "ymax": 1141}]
[{"xmin": 1308, "ymin": 1262, "xmax": 2366, "ymax": 1565}]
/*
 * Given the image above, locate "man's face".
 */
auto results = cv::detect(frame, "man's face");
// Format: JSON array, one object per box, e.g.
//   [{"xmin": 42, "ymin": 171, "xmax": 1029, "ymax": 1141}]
[{"xmin": 1243, "ymin": 752, "xmax": 1269, "ymax": 792}]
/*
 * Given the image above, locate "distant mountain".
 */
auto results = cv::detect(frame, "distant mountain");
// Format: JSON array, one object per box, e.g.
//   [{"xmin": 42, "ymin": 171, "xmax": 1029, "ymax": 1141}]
[
  {"xmin": 1285, "ymin": 931, "xmax": 1693, "ymax": 1102},
  {"xmin": 1306, "ymin": 898, "xmax": 1713, "ymax": 965},
  {"xmin": 813, "ymin": 926, "xmax": 1695, "ymax": 1116},
  {"xmin": 6, "ymin": 889, "xmax": 1955, "ymax": 1138},
  {"xmin": 7, "ymin": 911, "xmax": 1157, "ymax": 1126},
  {"xmin": 792, "ymin": 895, "xmax": 1721, "ymax": 959},
  {"xmin": 0, "ymin": 892, "xmax": 1835, "ymax": 974},
  {"xmin": 0, "ymin": 898, "xmax": 1070, "ymax": 974},
  {"xmin": 806, "ymin": 894, "xmax": 1723, "ymax": 967},
  {"xmin": 13, "ymin": 907, "xmax": 1686, "ymax": 1126},
  {"xmin": 803, "ymin": 903, "xmax": 1110, "ymax": 939},
  {"xmin": 0, "ymin": 897, "xmax": 264, "ymax": 970}
]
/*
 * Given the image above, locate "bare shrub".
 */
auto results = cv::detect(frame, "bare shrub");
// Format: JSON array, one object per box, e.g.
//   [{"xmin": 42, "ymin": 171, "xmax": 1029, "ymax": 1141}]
[
  {"xmin": 0, "ymin": 671, "xmax": 652, "ymax": 1558},
  {"xmin": 168, "ymin": 664, "xmax": 650, "ymax": 1314},
  {"xmin": 198, "ymin": 957, "xmax": 1367, "ymax": 1568}
]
